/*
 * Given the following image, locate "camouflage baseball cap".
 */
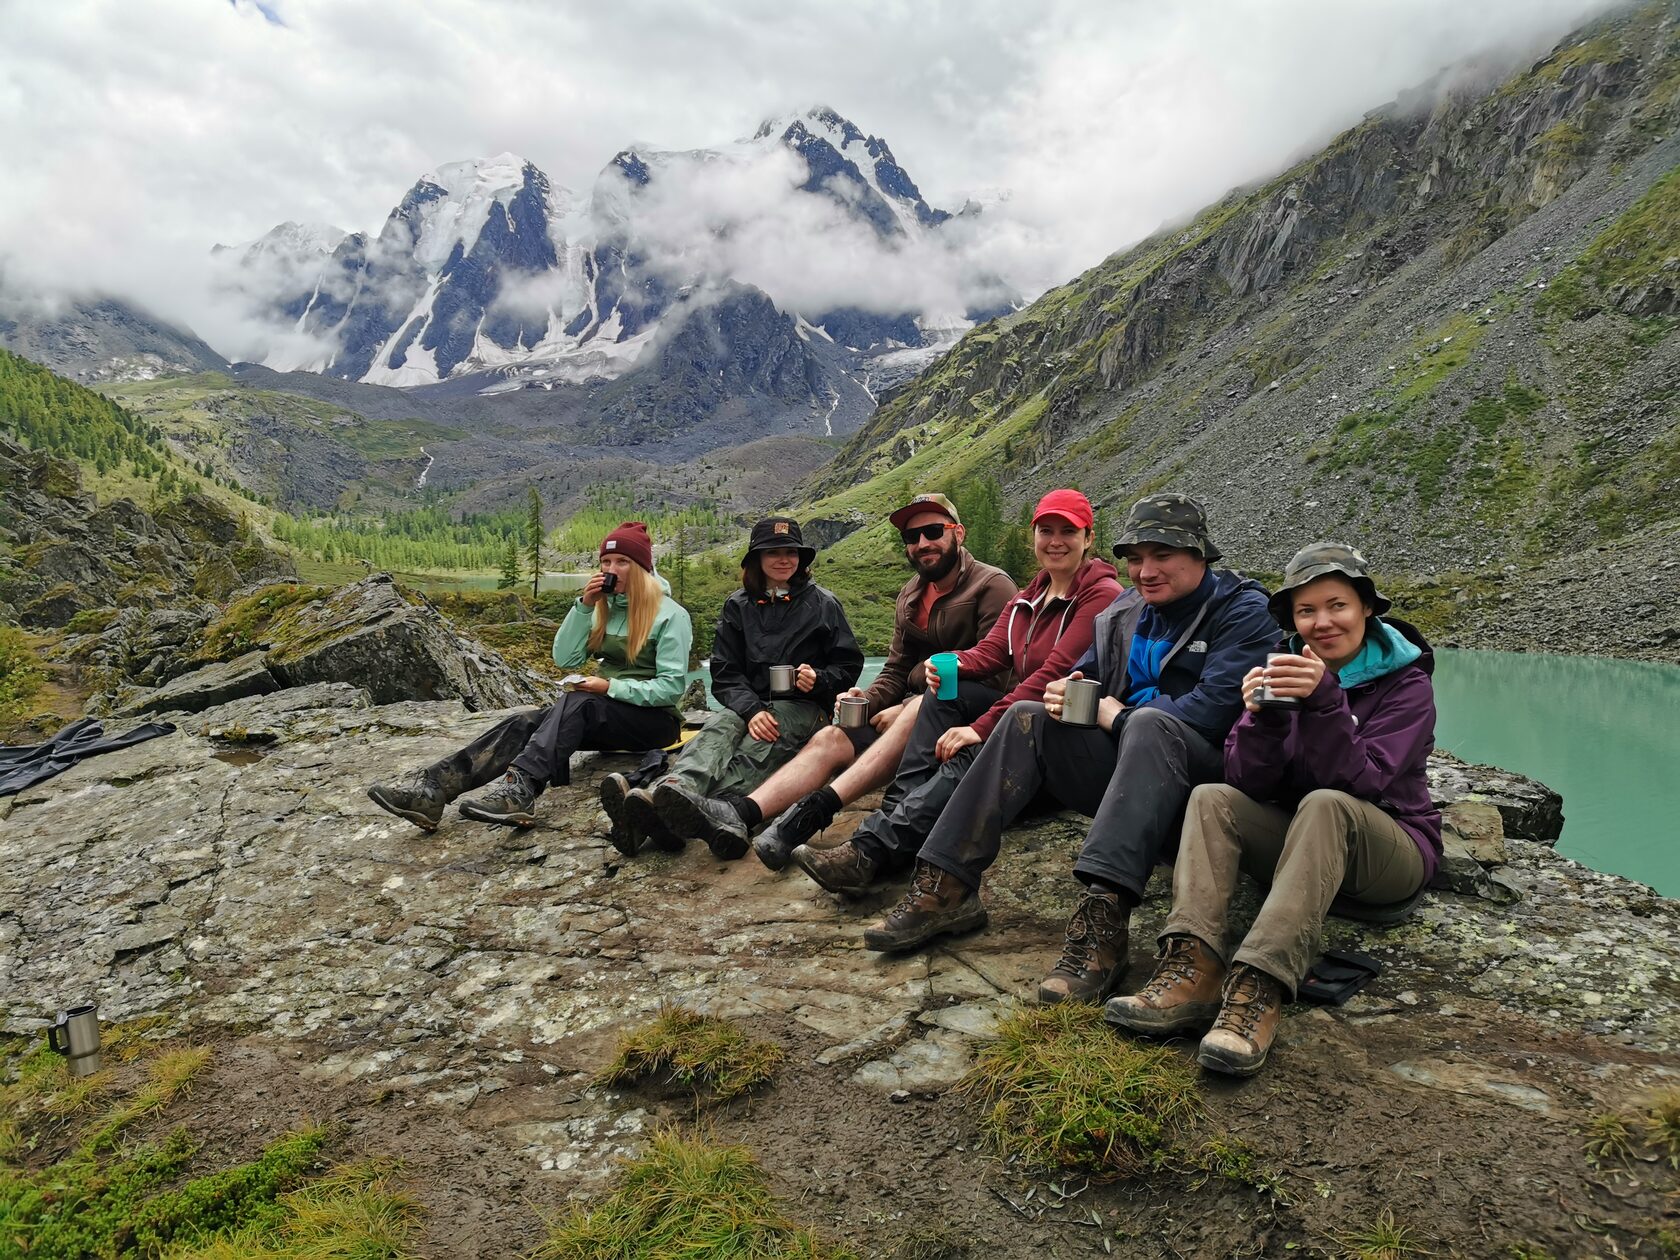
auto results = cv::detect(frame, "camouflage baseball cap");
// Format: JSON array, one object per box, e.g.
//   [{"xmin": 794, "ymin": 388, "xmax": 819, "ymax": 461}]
[
  {"xmin": 1112, "ymin": 492, "xmax": 1222, "ymax": 562},
  {"xmin": 1267, "ymin": 541, "xmax": 1392, "ymax": 627}
]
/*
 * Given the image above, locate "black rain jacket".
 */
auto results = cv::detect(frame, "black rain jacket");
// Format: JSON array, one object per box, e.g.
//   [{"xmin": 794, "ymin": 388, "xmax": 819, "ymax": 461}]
[{"xmin": 709, "ymin": 582, "xmax": 864, "ymax": 720}]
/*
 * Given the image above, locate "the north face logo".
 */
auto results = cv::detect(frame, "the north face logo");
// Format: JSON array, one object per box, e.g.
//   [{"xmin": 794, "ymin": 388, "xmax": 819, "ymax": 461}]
[{"xmin": 1187, "ymin": 640, "xmax": 1208, "ymax": 653}]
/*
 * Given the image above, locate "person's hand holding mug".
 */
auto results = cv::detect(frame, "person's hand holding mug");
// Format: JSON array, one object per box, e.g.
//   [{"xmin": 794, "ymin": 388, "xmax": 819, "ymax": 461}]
[
  {"xmin": 580, "ymin": 571, "xmax": 609, "ymax": 607},
  {"xmin": 1257, "ymin": 645, "xmax": 1325, "ymax": 701},
  {"xmin": 833, "ymin": 686, "xmax": 865, "ymax": 721},
  {"xmin": 1240, "ymin": 665, "xmax": 1267, "ymax": 713},
  {"xmin": 1042, "ymin": 671, "xmax": 1076, "ymax": 717},
  {"xmin": 795, "ymin": 663, "xmax": 817, "ymax": 693}
]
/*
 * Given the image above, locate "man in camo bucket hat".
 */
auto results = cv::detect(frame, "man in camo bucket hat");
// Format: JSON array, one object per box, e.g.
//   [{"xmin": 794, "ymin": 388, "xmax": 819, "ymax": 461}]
[
  {"xmin": 1267, "ymin": 542, "xmax": 1390, "ymax": 625},
  {"xmin": 1111, "ymin": 492, "xmax": 1222, "ymax": 562}
]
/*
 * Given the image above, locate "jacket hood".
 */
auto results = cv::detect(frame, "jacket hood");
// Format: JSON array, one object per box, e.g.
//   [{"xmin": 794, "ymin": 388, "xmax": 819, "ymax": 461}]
[
  {"xmin": 1291, "ymin": 616, "xmax": 1433, "ymax": 688},
  {"xmin": 1018, "ymin": 555, "xmax": 1120, "ymax": 603}
]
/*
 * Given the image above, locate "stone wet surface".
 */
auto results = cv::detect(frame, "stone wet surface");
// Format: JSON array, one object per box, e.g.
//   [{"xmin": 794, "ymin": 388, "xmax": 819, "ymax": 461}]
[{"xmin": 4, "ymin": 686, "xmax": 1679, "ymax": 1256}]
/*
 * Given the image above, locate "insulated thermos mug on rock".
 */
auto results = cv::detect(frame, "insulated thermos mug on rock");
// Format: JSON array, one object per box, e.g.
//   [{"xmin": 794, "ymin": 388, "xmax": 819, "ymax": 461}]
[
  {"xmin": 1254, "ymin": 653, "xmax": 1303, "ymax": 710},
  {"xmin": 768, "ymin": 664, "xmax": 796, "ymax": 694},
  {"xmin": 47, "ymin": 1004, "xmax": 102, "ymax": 1078},
  {"xmin": 836, "ymin": 696, "xmax": 869, "ymax": 729},
  {"xmin": 1058, "ymin": 678, "xmax": 1102, "ymax": 727}
]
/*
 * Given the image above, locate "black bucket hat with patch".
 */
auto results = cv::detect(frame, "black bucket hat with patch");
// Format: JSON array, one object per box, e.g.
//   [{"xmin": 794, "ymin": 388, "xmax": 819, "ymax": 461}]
[{"xmin": 740, "ymin": 516, "xmax": 817, "ymax": 568}]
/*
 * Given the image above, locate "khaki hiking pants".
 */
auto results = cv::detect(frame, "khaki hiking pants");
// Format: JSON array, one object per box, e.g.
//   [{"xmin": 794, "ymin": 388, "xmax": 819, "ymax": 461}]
[{"xmin": 1163, "ymin": 784, "xmax": 1426, "ymax": 996}]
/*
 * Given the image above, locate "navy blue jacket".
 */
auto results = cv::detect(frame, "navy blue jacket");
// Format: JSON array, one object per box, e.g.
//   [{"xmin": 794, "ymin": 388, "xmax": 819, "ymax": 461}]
[{"xmin": 1072, "ymin": 568, "xmax": 1277, "ymax": 745}]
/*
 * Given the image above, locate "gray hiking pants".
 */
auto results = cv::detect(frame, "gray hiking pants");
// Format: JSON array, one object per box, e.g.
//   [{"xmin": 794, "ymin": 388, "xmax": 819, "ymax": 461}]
[{"xmin": 919, "ymin": 700, "xmax": 1222, "ymax": 895}]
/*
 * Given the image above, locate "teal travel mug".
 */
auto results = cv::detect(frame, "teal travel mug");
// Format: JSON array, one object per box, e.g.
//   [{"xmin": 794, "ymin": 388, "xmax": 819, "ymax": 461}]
[{"xmin": 929, "ymin": 652, "xmax": 960, "ymax": 701}]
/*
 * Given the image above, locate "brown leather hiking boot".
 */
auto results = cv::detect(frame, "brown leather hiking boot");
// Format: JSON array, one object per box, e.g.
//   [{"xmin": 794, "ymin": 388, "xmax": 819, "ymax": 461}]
[
  {"xmin": 863, "ymin": 861, "xmax": 987, "ymax": 952},
  {"xmin": 1037, "ymin": 889, "xmax": 1130, "ymax": 1005},
  {"xmin": 1104, "ymin": 935, "xmax": 1226, "ymax": 1036},
  {"xmin": 790, "ymin": 839, "xmax": 880, "ymax": 896},
  {"xmin": 1197, "ymin": 964, "xmax": 1287, "ymax": 1077}
]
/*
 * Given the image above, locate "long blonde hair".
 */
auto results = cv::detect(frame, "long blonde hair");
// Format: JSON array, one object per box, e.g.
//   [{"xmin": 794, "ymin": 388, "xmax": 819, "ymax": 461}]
[{"xmin": 589, "ymin": 562, "xmax": 661, "ymax": 664}]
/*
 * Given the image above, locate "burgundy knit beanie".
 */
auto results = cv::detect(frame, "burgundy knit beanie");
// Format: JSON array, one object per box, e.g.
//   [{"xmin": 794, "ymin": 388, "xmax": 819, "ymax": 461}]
[{"xmin": 600, "ymin": 521, "xmax": 654, "ymax": 572}]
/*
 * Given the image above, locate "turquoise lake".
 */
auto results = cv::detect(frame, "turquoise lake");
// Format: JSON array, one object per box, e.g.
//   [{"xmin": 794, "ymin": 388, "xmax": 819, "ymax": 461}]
[{"xmin": 687, "ymin": 650, "xmax": 1678, "ymax": 895}]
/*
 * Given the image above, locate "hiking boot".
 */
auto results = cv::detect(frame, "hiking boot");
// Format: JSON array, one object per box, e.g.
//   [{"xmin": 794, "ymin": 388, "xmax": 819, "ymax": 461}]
[
  {"xmin": 367, "ymin": 766, "xmax": 451, "ymax": 831},
  {"xmin": 599, "ymin": 772, "xmax": 641, "ymax": 857},
  {"xmin": 1037, "ymin": 889, "xmax": 1130, "ymax": 1005},
  {"xmin": 1197, "ymin": 964, "xmax": 1287, "ymax": 1077},
  {"xmin": 863, "ymin": 860, "xmax": 987, "ymax": 952},
  {"xmin": 652, "ymin": 780, "xmax": 750, "ymax": 860},
  {"xmin": 625, "ymin": 783, "xmax": 684, "ymax": 853},
  {"xmin": 1105, "ymin": 935, "xmax": 1226, "ymax": 1036},
  {"xmin": 753, "ymin": 789, "xmax": 839, "ymax": 871},
  {"xmin": 790, "ymin": 839, "xmax": 880, "ymax": 897},
  {"xmin": 458, "ymin": 768, "xmax": 541, "ymax": 826}
]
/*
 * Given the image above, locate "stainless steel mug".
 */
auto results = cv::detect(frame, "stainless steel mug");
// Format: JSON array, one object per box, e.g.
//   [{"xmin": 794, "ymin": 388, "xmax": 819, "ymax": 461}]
[
  {"xmin": 47, "ymin": 1004, "xmax": 102, "ymax": 1078},
  {"xmin": 1058, "ymin": 678, "xmax": 1102, "ymax": 727},
  {"xmin": 836, "ymin": 696, "xmax": 869, "ymax": 729},
  {"xmin": 768, "ymin": 664, "xmax": 796, "ymax": 694},
  {"xmin": 1254, "ymin": 653, "xmax": 1303, "ymax": 710}
]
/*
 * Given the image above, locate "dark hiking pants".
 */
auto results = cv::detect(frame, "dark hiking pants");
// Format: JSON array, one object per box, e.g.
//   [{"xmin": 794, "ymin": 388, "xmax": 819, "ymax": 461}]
[
  {"xmin": 428, "ymin": 693, "xmax": 680, "ymax": 793},
  {"xmin": 848, "ymin": 681, "xmax": 1003, "ymax": 872},
  {"xmin": 918, "ymin": 701, "xmax": 1222, "ymax": 895}
]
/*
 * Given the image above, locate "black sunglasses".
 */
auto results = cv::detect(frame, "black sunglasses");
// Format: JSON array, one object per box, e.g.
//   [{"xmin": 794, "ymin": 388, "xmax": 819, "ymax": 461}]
[{"xmin": 900, "ymin": 523, "xmax": 950, "ymax": 545}]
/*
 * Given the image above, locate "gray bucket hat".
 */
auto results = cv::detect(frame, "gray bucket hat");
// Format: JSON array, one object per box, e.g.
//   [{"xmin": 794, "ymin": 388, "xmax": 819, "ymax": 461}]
[
  {"xmin": 1267, "ymin": 541, "xmax": 1392, "ymax": 627},
  {"xmin": 1112, "ymin": 492, "xmax": 1222, "ymax": 562}
]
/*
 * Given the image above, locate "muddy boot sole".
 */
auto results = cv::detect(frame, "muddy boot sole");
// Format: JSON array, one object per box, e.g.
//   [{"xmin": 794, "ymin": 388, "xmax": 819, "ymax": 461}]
[
  {"xmin": 1036, "ymin": 967, "xmax": 1127, "ymax": 1007},
  {"xmin": 752, "ymin": 831, "xmax": 793, "ymax": 872},
  {"xmin": 599, "ymin": 774, "xmax": 641, "ymax": 857},
  {"xmin": 1196, "ymin": 1036, "xmax": 1270, "ymax": 1077},
  {"xmin": 862, "ymin": 899, "xmax": 987, "ymax": 952},
  {"xmin": 625, "ymin": 788, "xmax": 683, "ymax": 853},
  {"xmin": 652, "ymin": 782, "xmax": 748, "ymax": 860},
  {"xmin": 366, "ymin": 785, "xmax": 441, "ymax": 832},
  {"xmin": 1104, "ymin": 997, "xmax": 1223, "ymax": 1037}
]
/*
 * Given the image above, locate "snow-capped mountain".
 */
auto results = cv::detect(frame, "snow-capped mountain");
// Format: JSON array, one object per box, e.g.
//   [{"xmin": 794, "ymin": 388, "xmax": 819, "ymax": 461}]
[{"xmin": 218, "ymin": 108, "xmax": 1014, "ymax": 416}]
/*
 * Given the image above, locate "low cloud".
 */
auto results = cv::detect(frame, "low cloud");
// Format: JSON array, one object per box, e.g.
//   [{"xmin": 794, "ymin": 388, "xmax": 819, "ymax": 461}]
[{"xmin": 0, "ymin": 0, "xmax": 1622, "ymax": 358}]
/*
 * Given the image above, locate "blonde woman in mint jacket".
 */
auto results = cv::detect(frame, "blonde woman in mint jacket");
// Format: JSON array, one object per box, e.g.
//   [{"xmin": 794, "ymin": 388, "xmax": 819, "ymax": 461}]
[{"xmin": 367, "ymin": 521, "xmax": 692, "ymax": 830}]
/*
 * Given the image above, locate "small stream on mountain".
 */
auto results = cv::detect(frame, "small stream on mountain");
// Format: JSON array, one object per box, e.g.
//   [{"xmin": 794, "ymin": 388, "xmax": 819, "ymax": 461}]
[
  {"xmin": 678, "ymin": 650, "xmax": 1680, "ymax": 895},
  {"xmin": 415, "ymin": 446, "xmax": 434, "ymax": 489}
]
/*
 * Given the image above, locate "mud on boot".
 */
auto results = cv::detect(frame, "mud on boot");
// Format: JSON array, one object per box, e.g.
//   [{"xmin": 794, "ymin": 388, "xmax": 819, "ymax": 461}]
[
  {"xmin": 458, "ymin": 768, "xmax": 541, "ymax": 827},
  {"xmin": 863, "ymin": 860, "xmax": 986, "ymax": 952},
  {"xmin": 652, "ymin": 780, "xmax": 749, "ymax": 860},
  {"xmin": 753, "ymin": 789, "xmax": 838, "ymax": 872},
  {"xmin": 599, "ymin": 772, "xmax": 642, "ymax": 857},
  {"xmin": 625, "ymin": 781, "xmax": 684, "ymax": 853},
  {"xmin": 367, "ymin": 766, "xmax": 455, "ymax": 832},
  {"xmin": 1197, "ymin": 964, "xmax": 1286, "ymax": 1077},
  {"xmin": 790, "ymin": 839, "xmax": 880, "ymax": 897},
  {"xmin": 1037, "ymin": 888, "xmax": 1130, "ymax": 1005},
  {"xmin": 1105, "ymin": 934, "xmax": 1226, "ymax": 1036}
]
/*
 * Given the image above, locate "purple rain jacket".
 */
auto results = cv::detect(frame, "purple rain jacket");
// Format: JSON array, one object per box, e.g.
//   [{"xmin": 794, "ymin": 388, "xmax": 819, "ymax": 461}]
[{"xmin": 1222, "ymin": 617, "xmax": 1442, "ymax": 881}]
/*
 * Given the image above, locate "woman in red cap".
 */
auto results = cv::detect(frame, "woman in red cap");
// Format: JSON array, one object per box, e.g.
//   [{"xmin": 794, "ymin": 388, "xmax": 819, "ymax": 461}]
[
  {"xmin": 793, "ymin": 489, "xmax": 1120, "ymax": 897},
  {"xmin": 367, "ymin": 521, "xmax": 693, "ymax": 829}
]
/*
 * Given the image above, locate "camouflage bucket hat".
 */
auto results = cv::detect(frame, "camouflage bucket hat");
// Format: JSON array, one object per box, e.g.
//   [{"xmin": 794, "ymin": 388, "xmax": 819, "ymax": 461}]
[
  {"xmin": 1267, "ymin": 541, "xmax": 1392, "ymax": 627},
  {"xmin": 1112, "ymin": 492, "xmax": 1222, "ymax": 562}
]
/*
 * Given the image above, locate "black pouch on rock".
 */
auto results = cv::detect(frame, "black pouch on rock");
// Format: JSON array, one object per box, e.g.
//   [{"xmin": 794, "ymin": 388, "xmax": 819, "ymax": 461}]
[{"xmin": 1298, "ymin": 948, "xmax": 1383, "ymax": 1006}]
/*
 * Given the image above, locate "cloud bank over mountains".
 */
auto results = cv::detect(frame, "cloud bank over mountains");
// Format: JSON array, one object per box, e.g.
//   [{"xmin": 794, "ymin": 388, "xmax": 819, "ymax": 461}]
[{"xmin": 0, "ymin": 0, "xmax": 1620, "ymax": 365}]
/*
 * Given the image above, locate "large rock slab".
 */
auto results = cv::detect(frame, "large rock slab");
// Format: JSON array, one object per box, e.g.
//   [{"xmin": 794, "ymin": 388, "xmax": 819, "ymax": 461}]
[
  {"xmin": 113, "ymin": 650, "xmax": 278, "ymax": 717},
  {"xmin": 1428, "ymin": 748, "xmax": 1565, "ymax": 842}
]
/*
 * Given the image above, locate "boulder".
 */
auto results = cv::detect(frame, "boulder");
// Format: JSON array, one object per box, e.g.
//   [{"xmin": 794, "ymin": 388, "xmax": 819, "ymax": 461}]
[
  {"xmin": 1441, "ymin": 799, "xmax": 1507, "ymax": 866},
  {"xmin": 259, "ymin": 574, "xmax": 549, "ymax": 711},
  {"xmin": 1427, "ymin": 750, "xmax": 1564, "ymax": 844},
  {"xmin": 113, "ymin": 650, "xmax": 278, "ymax": 717}
]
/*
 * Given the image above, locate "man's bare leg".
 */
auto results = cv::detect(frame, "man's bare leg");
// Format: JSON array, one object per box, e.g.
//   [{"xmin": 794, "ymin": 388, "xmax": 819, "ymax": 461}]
[
  {"xmin": 828, "ymin": 693, "xmax": 923, "ymax": 803},
  {"xmin": 746, "ymin": 726, "xmax": 857, "ymax": 818}
]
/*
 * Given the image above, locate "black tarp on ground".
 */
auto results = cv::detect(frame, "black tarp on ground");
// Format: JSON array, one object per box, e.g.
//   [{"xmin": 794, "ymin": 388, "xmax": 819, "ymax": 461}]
[{"xmin": 0, "ymin": 717, "xmax": 176, "ymax": 796}]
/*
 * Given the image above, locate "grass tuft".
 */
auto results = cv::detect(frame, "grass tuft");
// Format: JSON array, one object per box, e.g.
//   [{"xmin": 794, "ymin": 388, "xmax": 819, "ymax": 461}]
[
  {"xmin": 1189, "ymin": 1134, "xmax": 1289, "ymax": 1200},
  {"xmin": 890, "ymin": 1223, "xmax": 970, "ymax": 1259},
  {"xmin": 1641, "ymin": 1088, "xmax": 1680, "ymax": 1170},
  {"xmin": 1583, "ymin": 1111, "xmax": 1636, "ymax": 1168},
  {"xmin": 533, "ymin": 1130, "xmax": 857, "ymax": 1259},
  {"xmin": 598, "ymin": 1006, "xmax": 786, "ymax": 1103},
  {"xmin": 1334, "ymin": 1207, "xmax": 1433, "ymax": 1258},
  {"xmin": 958, "ymin": 1003, "xmax": 1200, "ymax": 1177}
]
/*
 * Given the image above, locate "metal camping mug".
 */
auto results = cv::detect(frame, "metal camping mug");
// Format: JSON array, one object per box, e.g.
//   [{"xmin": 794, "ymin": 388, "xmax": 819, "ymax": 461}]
[
  {"xmin": 836, "ymin": 696, "xmax": 869, "ymax": 729},
  {"xmin": 47, "ymin": 1004, "xmax": 102, "ymax": 1078},
  {"xmin": 1254, "ymin": 653, "xmax": 1303, "ymax": 710},
  {"xmin": 1058, "ymin": 678, "xmax": 1102, "ymax": 727},
  {"xmin": 768, "ymin": 664, "xmax": 796, "ymax": 694}
]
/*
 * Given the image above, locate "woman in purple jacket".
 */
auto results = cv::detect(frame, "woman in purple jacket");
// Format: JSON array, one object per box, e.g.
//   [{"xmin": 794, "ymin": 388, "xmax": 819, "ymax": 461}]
[{"xmin": 1105, "ymin": 542, "xmax": 1440, "ymax": 1076}]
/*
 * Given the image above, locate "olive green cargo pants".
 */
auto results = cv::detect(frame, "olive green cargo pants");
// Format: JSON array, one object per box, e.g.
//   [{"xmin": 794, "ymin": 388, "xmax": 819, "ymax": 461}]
[{"xmin": 665, "ymin": 701, "xmax": 829, "ymax": 800}]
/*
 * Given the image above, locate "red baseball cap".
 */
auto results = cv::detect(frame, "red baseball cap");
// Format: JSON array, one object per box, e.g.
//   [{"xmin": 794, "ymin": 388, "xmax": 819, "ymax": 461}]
[{"xmin": 1031, "ymin": 489, "xmax": 1094, "ymax": 529}]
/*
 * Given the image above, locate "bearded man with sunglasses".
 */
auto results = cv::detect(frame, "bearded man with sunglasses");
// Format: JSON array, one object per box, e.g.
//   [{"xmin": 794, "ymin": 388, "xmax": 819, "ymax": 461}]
[{"xmin": 654, "ymin": 493, "xmax": 1015, "ymax": 867}]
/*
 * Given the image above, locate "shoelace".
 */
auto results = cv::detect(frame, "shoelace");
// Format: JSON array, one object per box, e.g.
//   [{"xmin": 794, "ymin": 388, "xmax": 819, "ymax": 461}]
[
  {"xmin": 1053, "ymin": 901, "xmax": 1100, "ymax": 973},
  {"xmin": 891, "ymin": 864, "xmax": 945, "ymax": 916},
  {"xmin": 1215, "ymin": 970, "xmax": 1275, "ymax": 1038},
  {"xmin": 1140, "ymin": 939, "xmax": 1202, "ymax": 1000}
]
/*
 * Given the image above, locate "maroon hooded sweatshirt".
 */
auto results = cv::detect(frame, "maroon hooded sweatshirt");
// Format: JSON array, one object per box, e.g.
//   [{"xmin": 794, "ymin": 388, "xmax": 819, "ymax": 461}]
[{"xmin": 953, "ymin": 556, "xmax": 1122, "ymax": 741}]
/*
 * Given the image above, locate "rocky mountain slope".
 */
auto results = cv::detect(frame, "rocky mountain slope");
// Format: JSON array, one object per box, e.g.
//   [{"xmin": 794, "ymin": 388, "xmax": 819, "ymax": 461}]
[
  {"xmin": 795, "ymin": 3, "xmax": 1680, "ymax": 659},
  {"xmin": 0, "ymin": 295, "xmax": 229, "ymax": 384}
]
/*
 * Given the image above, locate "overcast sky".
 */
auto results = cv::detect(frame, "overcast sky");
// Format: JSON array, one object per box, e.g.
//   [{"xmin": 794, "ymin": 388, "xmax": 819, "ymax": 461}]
[{"xmin": 1, "ymin": 0, "xmax": 1621, "ymax": 342}]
